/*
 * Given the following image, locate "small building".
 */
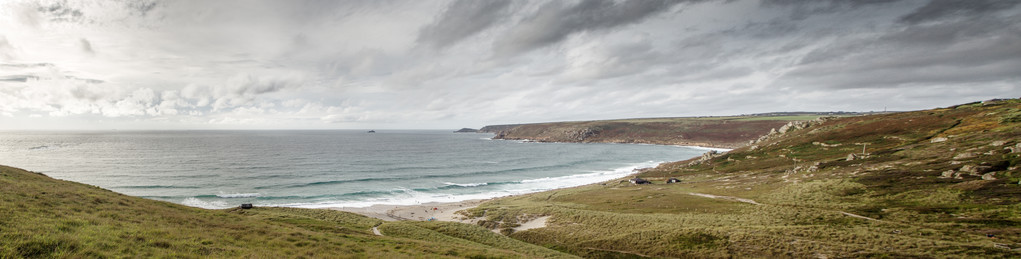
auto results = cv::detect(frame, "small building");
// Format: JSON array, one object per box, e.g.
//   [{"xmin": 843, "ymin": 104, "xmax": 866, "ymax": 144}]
[
  {"xmin": 666, "ymin": 178, "xmax": 681, "ymax": 183},
  {"xmin": 629, "ymin": 178, "xmax": 651, "ymax": 184}
]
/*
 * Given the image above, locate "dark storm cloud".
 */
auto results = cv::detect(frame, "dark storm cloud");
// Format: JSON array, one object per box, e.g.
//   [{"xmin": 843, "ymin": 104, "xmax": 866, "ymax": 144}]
[
  {"xmin": 4, "ymin": 0, "xmax": 1019, "ymax": 129},
  {"xmin": 762, "ymin": 0, "xmax": 900, "ymax": 7},
  {"xmin": 899, "ymin": 0, "xmax": 1021, "ymax": 24},
  {"xmin": 124, "ymin": 1, "xmax": 159, "ymax": 17},
  {"xmin": 36, "ymin": 0, "xmax": 84, "ymax": 23},
  {"xmin": 417, "ymin": 0, "xmax": 512, "ymax": 49},
  {"xmin": 494, "ymin": 0, "xmax": 685, "ymax": 56},
  {"xmin": 761, "ymin": 0, "xmax": 902, "ymax": 20},
  {"xmin": 766, "ymin": 0, "xmax": 1021, "ymax": 90},
  {"xmin": 0, "ymin": 75, "xmax": 35, "ymax": 82}
]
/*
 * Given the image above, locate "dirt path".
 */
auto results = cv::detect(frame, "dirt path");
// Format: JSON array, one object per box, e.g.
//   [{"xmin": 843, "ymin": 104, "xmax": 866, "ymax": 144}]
[
  {"xmin": 687, "ymin": 192, "xmax": 762, "ymax": 205},
  {"xmin": 840, "ymin": 211, "xmax": 878, "ymax": 221},
  {"xmin": 687, "ymin": 192, "xmax": 882, "ymax": 222},
  {"xmin": 583, "ymin": 247, "xmax": 653, "ymax": 258}
]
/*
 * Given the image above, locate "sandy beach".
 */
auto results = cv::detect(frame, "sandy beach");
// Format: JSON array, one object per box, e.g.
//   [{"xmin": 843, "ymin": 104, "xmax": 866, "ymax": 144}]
[
  {"xmin": 331, "ymin": 199, "xmax": 488, "ymax": 223},
  {"xmin": 332, "ymin": 198, "xmax": 551, "ymax": 233}
]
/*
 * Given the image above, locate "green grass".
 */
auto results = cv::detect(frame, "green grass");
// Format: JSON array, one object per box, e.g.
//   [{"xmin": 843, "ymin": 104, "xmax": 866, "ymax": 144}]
[
  {"xmin": 0, "ymin": 165, "xmax": 567, "ymax": 258},
  {"xmin": 4, "ymin": 99, "xmax": 1021, "ymax": 258},
  {"xmin": 460, "ymin": 99, "xmax": 1021, "ymax": 258}
]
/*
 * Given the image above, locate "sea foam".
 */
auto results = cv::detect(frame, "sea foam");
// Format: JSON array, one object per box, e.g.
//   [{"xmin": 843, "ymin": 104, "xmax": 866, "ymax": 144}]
[
  {"xmin": 290, "ymin": 161, "xmax": 664, "ymax": 209},
  {"xmin": 216, "ymin": 192, "xmax": 260, "ymax": 198}
]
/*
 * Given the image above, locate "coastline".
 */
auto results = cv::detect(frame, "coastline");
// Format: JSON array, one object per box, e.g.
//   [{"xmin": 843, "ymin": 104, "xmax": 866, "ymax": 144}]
[
  {"xmin": 331, "ymin": 199, "xmax": 488, "ymax": 223},
  {"xmin": 492, "ymin": 137, "xmax": 740, "ymax": 150},
  {"xmin": 328, "ymin": 144, "xmax": 730, "ymax": 223}
]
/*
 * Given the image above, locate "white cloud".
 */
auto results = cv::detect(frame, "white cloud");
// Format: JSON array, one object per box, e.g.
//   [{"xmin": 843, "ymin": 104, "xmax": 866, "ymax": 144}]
[{"xmin": 0, "ymin": 0, "xmax": 1018, "ymax": 130}]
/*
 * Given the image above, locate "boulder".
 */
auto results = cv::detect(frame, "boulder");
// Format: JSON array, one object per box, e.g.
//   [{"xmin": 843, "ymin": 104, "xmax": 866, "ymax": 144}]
[
  {"xmin": 689, "ymin": 150, "xmax": 723, "ymax": 165},
  {"xmin": 982, "ymin": 173, "xmax": 997, "ymax": 180},
  {"xmin": 953, "ymin": 152, "xmax": 978, "ymax": 160},
  {"xmin": 1007, "ymin": 143, "xmax": 1021, "ymax": 153},
  {"xmin": 940, "ymin": 170, "xmax": 955, "ymax": 178},
  {"xmin": 991, "ymin": 140, "xmax": 1007, "ymax": 146},
  {"xmin": 960, "ymin": 165, "xmax": 993, "ymax": 175},
  {"xmin": 807, "ymin": 165, "xmax": 820, "ymax": 172},
  {"xmin": 847, "ymin": 153, "xmax": 868, "ymax": 161}
]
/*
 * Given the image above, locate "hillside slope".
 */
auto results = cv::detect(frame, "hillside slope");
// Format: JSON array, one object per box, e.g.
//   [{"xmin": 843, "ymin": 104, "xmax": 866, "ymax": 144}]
[
  {"xmin": 481, "ymin": 115, "xmax": 825, "ymax": 148},
  {"xmin": 463, "ymin": 99, "xmax": 1021, "ymax": 258},
  {"xmin": 0, "ymin": 165, "xmax": 575, "ymax": 258}
]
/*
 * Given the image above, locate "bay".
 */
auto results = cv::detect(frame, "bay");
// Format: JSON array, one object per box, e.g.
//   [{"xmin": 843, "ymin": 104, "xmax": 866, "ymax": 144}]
[{"xmin": 0, "ymin": 130, "xmax": 715, "ymax": 209}]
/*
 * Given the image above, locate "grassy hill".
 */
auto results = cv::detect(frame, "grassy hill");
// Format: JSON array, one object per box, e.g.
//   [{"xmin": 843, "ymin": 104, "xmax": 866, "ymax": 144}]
[
  {"xmin": 461, "ymin": 99, "xmax": 1021, "ymax": 257},
  {"xmin": 479, "ymin": 114, "xmax": 848, "ymax": 148},
  {"xmin": 3, "ymin": 100, "xmax": 1019, "ymax": 258},
  {"xmin": 0, "ymin": 165, "xmax": 574, "ymax": 258}
]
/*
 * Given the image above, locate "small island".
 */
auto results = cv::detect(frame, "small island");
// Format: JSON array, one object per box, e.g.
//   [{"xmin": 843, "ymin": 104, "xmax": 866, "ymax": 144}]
[{"xmin": 453, "ymin": 128, "xmax": 478, "ymax": 133}]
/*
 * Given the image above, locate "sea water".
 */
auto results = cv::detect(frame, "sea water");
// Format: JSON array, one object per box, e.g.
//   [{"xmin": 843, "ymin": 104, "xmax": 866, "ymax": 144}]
[{"xmin": 0, "ymin": 130, "xmax": 717, "ymax": 209}]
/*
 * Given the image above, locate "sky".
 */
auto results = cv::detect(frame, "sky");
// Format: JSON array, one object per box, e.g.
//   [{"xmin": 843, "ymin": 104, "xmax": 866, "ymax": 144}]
[{"xmin": 0, "ymin": 0, "xmax": 1018, "ymax": 130}]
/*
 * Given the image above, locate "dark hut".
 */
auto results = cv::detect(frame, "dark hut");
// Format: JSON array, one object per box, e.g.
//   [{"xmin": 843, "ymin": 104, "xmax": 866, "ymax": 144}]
[
  {"xmin": 629, "ymin": 178, "xmax": 652, "ymax": 184},
  {"xmin": 666, "ymin": 178, "xmax": 681, "ymax": 183}
]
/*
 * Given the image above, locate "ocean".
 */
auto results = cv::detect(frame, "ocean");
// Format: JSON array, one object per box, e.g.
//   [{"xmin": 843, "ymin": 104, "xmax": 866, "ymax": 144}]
[{"xmin": 0, "ymin": 130, "xmax": 715, "ymax": 209}]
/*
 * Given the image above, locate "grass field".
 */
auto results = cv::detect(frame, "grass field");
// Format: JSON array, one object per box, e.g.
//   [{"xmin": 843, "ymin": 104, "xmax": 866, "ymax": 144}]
[
  {"xmin": 464, "ymin": 99, "xmax": 1021, "ymax": 258},
  {"xmin": 3, "ymin": 100, "xmax": 1019, "ymax": 258},
  {"xmin": 0, "ymin": 165, "xmax": 573, "ymax": 258}
]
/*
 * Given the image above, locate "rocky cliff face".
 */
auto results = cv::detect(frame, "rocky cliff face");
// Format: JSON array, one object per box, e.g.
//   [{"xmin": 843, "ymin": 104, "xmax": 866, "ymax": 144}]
[
  {"xmin": 483, "ymin": 118, "xmax": 794, "ymax": 149},
  {"xmin": 478, "ymin": 124, "xmax": 521, "ymax": 133}
]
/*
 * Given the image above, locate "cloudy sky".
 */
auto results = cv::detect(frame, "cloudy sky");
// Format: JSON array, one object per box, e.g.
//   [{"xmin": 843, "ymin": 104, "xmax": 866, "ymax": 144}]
[{"xmin": 0, "ymin": 0, "xmax": 1018, "ymax": 130}]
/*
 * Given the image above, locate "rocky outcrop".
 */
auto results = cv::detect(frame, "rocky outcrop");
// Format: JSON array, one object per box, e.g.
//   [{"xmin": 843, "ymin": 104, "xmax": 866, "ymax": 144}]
[
  {"xmin": 750, "ymin": 117, "xmax": 832, "ymax": 145},
  {"xmin": 454, "ymin": 128, "xmax": 478, "ymax": 133},
  {"xmin": 688, "ymin": 150, "xmax": 724, "ymax": 166}
]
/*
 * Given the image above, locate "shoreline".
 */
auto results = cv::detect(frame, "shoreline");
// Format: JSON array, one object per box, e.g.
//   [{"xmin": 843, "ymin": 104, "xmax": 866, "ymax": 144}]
[
  {"xmin": 330, "ymin": 199, "xmax": 489, "ymax": 223},
  {"xmin": 489, "ymin": 136, "xmax": 740, "ymax": 150},
  {"xmin": 327, "ymin": 146, "xmax": 733, "ymax": 223}
]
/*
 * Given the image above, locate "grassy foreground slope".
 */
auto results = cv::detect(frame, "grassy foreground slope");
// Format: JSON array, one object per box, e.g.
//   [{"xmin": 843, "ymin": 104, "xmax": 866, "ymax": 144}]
[
  {"xmin": 465, "ymin": 99, "xmax": 1021, "ymax": 258},
  {"xmin": 481, "ymin": 115, "xmax": 822, "ymax": 148},
  {"xmin": 0, "ymin": 165, "xmax": 574, "ymax": 258}
]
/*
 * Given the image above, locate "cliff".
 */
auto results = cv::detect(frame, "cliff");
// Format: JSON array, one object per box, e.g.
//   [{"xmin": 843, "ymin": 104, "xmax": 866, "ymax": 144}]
[
  {"xmin": 477, "ymin": 124, "xmax": 521, "ymax": 133},
  {"xmin": 482, "ymin": 117, "xmax": 805, "ymax": 148}
]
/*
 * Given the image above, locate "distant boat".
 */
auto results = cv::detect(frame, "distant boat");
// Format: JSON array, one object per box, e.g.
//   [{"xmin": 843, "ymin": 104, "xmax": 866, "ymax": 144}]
[{"xmin": 367, "ymin": 130, "xmax": 376, "ymax": 133}]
